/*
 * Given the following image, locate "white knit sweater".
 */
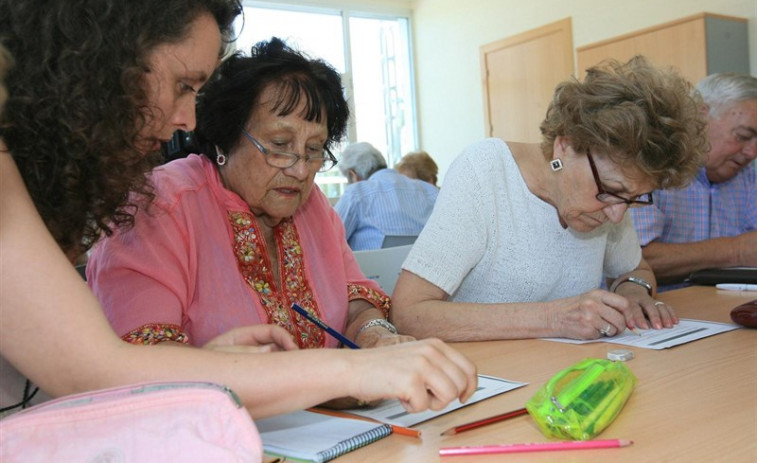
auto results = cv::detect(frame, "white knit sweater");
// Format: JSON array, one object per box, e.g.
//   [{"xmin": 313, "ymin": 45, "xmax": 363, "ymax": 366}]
[{"xmin": 403, "ymin": 138, "xmax": 641, "ymax": 303}]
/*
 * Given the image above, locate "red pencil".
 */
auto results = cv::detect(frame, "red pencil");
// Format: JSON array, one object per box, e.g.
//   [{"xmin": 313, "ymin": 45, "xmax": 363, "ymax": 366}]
[{"xmin": 440, "ymin": 407, "xmax": 528, "ymax": 436}]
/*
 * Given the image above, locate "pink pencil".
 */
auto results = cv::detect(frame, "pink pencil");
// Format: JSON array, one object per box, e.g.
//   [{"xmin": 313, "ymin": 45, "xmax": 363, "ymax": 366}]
[{"xmin": 439, "ymin": 438, "xmax": 633, "ymax": 456}]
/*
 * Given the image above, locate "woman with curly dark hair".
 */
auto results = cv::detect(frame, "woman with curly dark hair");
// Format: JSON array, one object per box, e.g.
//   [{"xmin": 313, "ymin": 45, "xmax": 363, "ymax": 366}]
[
  {"xmin": 393, "ymin": 56, "xmax": 709, "ymax": 342},
  {"xmin": 0, "ymin": 0, "xmax": 476, "ymax": 418},
  {"xmin": 1, "ymin": 0, "xmax": 240, "ymax": 260}
]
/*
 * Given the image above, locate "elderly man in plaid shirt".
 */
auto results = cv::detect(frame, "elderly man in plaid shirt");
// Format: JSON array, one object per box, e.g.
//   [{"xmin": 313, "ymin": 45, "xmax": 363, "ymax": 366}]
[{"xmin": 631, "ymin": 73, "xmax": 757, "ymax": 291}]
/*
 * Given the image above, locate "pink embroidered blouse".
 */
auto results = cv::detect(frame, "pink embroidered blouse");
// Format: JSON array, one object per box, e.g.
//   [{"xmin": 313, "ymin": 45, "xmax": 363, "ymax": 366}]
[{"xmin": 87, "ymin": 154, "xmax": 389, "ymax": 348}]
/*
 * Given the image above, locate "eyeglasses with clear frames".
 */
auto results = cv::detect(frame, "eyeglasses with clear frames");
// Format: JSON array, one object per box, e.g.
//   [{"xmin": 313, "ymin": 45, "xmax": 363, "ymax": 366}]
[
  {"xmin": 240, "ymin": 128, "xmax": 338, "ymax": 173},
  {"xmin": 585, "ymin": 149, "xmax": 653, "ymax": 207}
]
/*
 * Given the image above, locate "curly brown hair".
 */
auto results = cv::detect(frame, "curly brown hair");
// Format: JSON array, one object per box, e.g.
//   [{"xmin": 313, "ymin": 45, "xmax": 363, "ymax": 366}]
[
  {"xmin": 0, "ymin": 0, "xmax": 241, "ymax": 259},
  {"xmin": 540, "ymin": 56, "xmax": 708, "ymax": 189}
]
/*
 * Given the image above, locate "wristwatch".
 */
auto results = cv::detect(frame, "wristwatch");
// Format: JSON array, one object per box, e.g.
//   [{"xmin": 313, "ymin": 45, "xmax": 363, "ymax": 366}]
[
  {"xmin": 610, "ymin": 276, "xmax": 653, "ymax": 296},
  {"xmin": 357, "ymin": 318, "xmax": 398, "ymax": 336}
]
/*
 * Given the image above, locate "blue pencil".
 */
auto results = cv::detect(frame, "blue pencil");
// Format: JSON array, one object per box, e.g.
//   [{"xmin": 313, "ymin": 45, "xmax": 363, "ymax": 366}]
[{"xmin": 291, "ymin": 303, "xmax": 360, "ymax": 349}]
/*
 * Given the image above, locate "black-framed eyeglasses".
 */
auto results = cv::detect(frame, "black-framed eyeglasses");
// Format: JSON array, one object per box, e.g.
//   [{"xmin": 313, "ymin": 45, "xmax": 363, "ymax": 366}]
[
  {"xmin": 240, "ymin": 128, "xmax": 338, "ymax": 173},
  {"xmin": 586, "ymin": 149, "xmax": 653, "ymax": 207}
]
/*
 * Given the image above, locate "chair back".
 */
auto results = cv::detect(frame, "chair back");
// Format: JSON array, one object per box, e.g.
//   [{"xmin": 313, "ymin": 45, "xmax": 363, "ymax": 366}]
[
  {"xmin": 352, "ymin": 245, "xmax": 413, "ymax": 295},
  {"xmin": 381, "ymin": 235, "xmax": 418, "ymax": 248}
]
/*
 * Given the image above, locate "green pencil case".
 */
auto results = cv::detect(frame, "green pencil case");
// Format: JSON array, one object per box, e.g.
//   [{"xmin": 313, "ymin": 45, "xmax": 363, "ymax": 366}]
[{"xmin": 525, "ymin": 358, "xmax": 636, "ymax": 440}]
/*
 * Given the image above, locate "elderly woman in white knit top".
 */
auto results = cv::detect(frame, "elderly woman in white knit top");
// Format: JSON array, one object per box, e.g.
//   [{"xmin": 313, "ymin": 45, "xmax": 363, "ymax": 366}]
[{"xmin": 391, "ymin": 57, "xmax": 708, "ymax": 341}]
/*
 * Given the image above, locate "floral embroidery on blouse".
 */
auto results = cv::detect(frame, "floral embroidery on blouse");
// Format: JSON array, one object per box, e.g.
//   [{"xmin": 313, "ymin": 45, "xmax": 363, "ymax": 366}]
[
  {"xmin": 122, "ymin": 323, "xmax": 189, "ymax": 345},
  {"xmin": 229, "ymin": 211, "xmax": 325, "ymax": 349},
  {"xmin": 347, "ymin": 283, "xmax": 391, "ymax": 318}
]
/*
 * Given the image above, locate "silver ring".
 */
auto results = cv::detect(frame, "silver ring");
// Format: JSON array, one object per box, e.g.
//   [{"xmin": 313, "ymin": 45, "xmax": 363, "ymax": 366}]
[
  {"xmin": 599, "ymin": 325, "xmax": 613, "ymax": 336},
  {"xmin": 654, "ymin": 301, "xmax": 665, "ymax": 307}
]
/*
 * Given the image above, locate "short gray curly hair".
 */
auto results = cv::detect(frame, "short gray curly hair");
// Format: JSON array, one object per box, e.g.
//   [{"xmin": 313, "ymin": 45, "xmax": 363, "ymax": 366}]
[{"xmin": 540, "ymin": 55, "xmax": 709, "ymax": 189}]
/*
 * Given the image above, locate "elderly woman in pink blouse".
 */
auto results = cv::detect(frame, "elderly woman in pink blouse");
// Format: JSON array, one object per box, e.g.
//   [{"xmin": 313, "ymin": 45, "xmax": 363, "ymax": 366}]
[{"xmin": 88, "ymin": 38, "xmax": 409, "ymax": 354}]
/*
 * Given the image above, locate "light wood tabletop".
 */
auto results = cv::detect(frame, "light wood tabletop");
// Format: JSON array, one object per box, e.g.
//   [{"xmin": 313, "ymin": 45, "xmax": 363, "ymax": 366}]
[{"xmin": 336, "ymin": 286, "xmax": 756, "ymax": 462}]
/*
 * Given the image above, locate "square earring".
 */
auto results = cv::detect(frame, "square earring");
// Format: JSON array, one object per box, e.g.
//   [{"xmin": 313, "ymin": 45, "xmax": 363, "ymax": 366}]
[{"xmin": 550, "ymin": 159, "xmax": 563, "ymax": 171}]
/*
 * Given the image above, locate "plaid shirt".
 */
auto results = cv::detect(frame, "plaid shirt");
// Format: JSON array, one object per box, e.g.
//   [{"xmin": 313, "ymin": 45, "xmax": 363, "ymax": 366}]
[{"xmin": 631, "ymin": 163, "xmax": 757, "ymax": 290}]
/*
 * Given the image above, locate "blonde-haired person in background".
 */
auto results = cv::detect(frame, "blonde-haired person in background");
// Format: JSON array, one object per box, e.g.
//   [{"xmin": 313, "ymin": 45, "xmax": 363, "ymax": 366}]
[
  {"xmin": 392, "ymin": 56, "xmax": 708, "ymax": 343},
  {"xmin": 0, "ymin": 0, "xmax": 476, "ymax": 418},
  {"xmin": 396, "ymin": 150, "xmax": 439, "ymax": 187}
]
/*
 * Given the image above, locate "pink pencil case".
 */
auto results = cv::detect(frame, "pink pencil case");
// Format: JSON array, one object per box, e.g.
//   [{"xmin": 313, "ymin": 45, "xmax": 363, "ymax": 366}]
[{"xmin": 0, "ymin": 381, "xmax": 262, "ymax": 462}]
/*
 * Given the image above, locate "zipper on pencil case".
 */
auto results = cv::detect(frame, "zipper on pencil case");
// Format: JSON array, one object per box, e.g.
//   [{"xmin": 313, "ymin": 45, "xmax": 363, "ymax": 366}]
[{"xmin": 11, "ymin": 381, "xmax": 243, "ymax": 414}]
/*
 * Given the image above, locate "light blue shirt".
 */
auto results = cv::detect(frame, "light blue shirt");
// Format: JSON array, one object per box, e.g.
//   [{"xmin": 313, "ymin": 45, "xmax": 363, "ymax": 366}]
[{"xmin": 335, "ymin": 169, "xmax": 439, "ymax": 251}]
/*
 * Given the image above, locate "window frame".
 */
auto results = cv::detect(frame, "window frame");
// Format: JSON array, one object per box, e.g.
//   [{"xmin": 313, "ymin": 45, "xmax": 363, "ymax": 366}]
[{"xmin": 236, "ymin": 1, "xmax": 419, "ymax": 166}]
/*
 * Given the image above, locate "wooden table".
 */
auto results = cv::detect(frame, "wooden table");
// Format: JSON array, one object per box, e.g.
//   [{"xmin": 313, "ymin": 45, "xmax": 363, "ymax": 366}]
[{"xmin": 338, "ymin": 286, "xmax": 756, "ymax": 462}]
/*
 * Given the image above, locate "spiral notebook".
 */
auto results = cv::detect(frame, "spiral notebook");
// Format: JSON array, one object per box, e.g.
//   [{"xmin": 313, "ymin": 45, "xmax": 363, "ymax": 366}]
[{"xmin": 256, "ymin": 410, "xmax": 392, "ymax": 463}]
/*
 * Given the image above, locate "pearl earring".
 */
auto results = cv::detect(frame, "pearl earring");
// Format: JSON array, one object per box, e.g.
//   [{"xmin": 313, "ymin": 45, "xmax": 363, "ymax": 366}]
[
  {"xmin": 215, "ymin": 146, "xmax": 227, "ymax": 166},
  {"xmin": 550, "ymin": 159, "xmax": 563, "ymax": 172}
]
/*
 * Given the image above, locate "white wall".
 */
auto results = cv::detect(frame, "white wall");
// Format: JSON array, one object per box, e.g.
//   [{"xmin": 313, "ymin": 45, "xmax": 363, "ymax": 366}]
[{"xmin": 411, "ymin": 0, "xmax": 757, "ymax": 181}]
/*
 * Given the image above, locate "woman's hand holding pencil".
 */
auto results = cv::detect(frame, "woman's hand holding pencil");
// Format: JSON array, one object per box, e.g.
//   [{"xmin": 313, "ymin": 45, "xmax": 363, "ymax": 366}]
[
  {"xmin": 345, "ymin": 339, "xmax": 478, "ymax": 413},
  {"xmin": 291, "ymin": 303, "xmax": 478, "ymax": 413}
]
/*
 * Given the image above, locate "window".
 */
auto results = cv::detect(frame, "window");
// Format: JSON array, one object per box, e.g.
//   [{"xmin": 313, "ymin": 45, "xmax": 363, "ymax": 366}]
[{"xmin": 234, "ymin": 2, "xmax": 417, "ymax": 198}]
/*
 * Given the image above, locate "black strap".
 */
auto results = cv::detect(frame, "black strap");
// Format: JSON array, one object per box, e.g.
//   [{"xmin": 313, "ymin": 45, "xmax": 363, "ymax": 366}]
[{"xmin": 0, "ymin": 379, "xmax": 39, "ymax": 413}]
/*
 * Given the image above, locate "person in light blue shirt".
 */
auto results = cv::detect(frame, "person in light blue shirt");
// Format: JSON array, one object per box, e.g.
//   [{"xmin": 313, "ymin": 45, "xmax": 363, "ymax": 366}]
[
  {"xmin": 631, "ymin": 73, "xmax": 757, "ymax": 291},
  {"xmin": 335, "ymin": 142, "xmax": 439, "ymax": 250}
]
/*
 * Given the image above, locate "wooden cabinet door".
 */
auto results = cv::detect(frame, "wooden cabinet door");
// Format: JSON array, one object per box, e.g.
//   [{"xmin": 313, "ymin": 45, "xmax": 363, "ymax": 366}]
[
  {"xmin": 481, "ymin": 18, "xmax": 575, "ymax": 143},
  {"xmin": 576, "ymin": 13, "xmax": 748, "ymax": 84}
]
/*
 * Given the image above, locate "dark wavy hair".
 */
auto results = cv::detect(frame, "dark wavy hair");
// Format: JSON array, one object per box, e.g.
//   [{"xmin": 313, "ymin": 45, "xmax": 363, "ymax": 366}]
[
  {"xmin": 196, "ymin": 37, "xmax": 349, "ymax": 157},
  {"xmin": 540, "ymin": 56, "xmax": 708, "ymax": 189},
  {"xmin": 0, "ymin": 44, "xmax": 9, "ymax": 112},
  {"xmin": 0, "ymin": 0, "xmax": 241, "ymax": 258}
]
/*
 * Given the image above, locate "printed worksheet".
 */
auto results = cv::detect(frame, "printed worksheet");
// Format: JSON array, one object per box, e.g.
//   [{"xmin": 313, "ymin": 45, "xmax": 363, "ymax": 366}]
[
  {"xmin": 543, "ymin": 318, "xmax": 739, "ymax": 350},
  {"xmin": 343, "ymin": 375, "xmax": 527, "ymax": 427}
]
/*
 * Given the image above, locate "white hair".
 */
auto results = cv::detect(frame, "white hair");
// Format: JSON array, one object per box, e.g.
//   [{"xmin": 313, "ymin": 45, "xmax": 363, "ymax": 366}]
[
  {"xmin": 697, "ymin": 73, "xmax": 757, "ymax": 119},
  {"xmin": 338, "ymin": 142, "xmax": 387, "ymax": 180}
]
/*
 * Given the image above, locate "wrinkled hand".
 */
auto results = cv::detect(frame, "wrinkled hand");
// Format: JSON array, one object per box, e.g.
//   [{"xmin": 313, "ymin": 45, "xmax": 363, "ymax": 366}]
[
  {"xmin": 203, "ymin": 325, "xmax": 299, "ymax": 354},
  {"xmin": 552, "ymin": 288, "xmax": 679, "ymax": 339},
  {"xmin": 549, "ymin": 289, "xmax": 641, "ymax": 340},
  {"xmin": 356, "ymin": 326, "xmax": 415, "ymax": 348},
  {"xmin": 346, "ymin": 338, "xmax": 477, "ymax": 413},
  {"xmin": 615, "ymin": 288, "xmax": 678, "ymax": 330}
]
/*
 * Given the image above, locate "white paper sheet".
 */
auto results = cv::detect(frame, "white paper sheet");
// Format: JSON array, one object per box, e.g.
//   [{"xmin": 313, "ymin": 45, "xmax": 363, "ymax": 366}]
[
  {"xmin": 542, "ymin": 318, "xmax": 739, "ymax": 350},
  {"xmin": 342, "ymin": 374, "xmax": 527, "ymax": 427}
]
